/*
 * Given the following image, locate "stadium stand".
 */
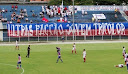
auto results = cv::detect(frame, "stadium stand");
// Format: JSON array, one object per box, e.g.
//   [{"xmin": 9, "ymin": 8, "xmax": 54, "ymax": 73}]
[
  {"xmin": 0, "ymin": 5, "xmax": 128, "ymax": 42},
  {"xmin": 0, "ymin": 5, "xmax": 127, "ymax": 25}
]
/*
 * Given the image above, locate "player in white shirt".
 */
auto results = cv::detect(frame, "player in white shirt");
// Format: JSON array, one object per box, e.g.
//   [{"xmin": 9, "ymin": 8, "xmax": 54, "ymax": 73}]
[
  {"xmin": 17, "ymin": 54, "xmax": 21, "ymax": 69},
  {"xmin": 122, "ymin": 46, "xmax": 126, "ymax": 59},
  {"xmin": 83, "ymin": 49, "xmax": 86, "ymax": 62},
  {"xmin": 15, "ymin": 40, "xmax": 19, "ymax": 50},
  {"xmin": 72, "ymin": 43, "xmax": 76, "ymax": 54},
  {"xmin": 115, "ymin": 64, "xmax": 124, "ymax": 68},
  {"xmin": 125, "ymin": 53, "xmax": 128, "ymax": 65},
  {"xmin": 125, "ymin": 53, "xmax": 128, "ymax": 58},
  {"xmin": 125, "ymin": 56, "xmax": 128, "ymax": 71}
]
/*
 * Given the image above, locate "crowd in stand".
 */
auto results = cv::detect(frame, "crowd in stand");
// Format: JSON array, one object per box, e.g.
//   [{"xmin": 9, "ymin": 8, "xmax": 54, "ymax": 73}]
[
  {"xmin": 0, "ymin": 5, "xmax": 121, "ymax": 24},
  {"xmin": 0, "ymin": 5, "xmax": 78, "ymax": 23},
  {"xmin": 10, "ymin": 5, "xmax": 29, "ymax": 23},
  {"xmin": 0, "ymin": 8, "xmax": 8, "ymax": 22},
  {"xmin": 41, "ymin": 5, "xmax": 77, "ymax": 22}
]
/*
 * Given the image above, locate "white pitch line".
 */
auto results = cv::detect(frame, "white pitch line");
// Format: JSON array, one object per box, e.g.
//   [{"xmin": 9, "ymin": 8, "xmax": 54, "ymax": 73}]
[
  {"xmin": 21, "ymin": 67, "xmax": 24, "ymax": 74},
  {"xmin": 0, "ymin": 63, "xmax": 24, "ymax": 74},
  {"xmin": 0, "ymin": 40, "xmax": 128, "ymax": 46}
]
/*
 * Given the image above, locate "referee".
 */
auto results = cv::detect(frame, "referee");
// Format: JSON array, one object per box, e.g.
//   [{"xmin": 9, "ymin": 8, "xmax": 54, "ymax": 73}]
[{"xmin": 26, "ymin": 45, "xmax": 31, "ymax": 58}]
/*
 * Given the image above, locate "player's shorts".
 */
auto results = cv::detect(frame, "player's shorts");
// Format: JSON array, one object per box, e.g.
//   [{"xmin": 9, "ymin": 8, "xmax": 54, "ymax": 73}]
[
  {"xmin": 83, "ymin": 56, "xmax": 86, "ymax": 58},
  {"xmin": 72, "ymin": 48, "xmax": 76, "ymax": 50},
  {"xmin": 16, "ymin": 44, "xmax": 19, "ymax": 47},
  {"xmin": 58, "ymin": 56, "xmax": 61, "ymax": 58},
  {"xmin": 17, "ymin": 62, "xmax": 21, "ymax": 64}
]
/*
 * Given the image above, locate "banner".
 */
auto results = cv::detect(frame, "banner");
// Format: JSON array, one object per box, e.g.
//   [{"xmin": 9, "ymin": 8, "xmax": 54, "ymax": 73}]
[{"xmin": 7, "ymin": 23, "xmax": 128, "ymax": 37}]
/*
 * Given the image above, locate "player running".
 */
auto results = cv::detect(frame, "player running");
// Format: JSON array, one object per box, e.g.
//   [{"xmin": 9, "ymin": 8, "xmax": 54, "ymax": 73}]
[
  {"xmin": 17, "ymin": 54, "xmax": 21, "ymax": 69},
  {"xmin": 125, "ymin": 56, "xmax": 128, "ymax": 71},
  {"xmin": 56, "ymin": 47, "xmax": 63, "ymax": 63},
  {"xmin": 15, "ymin": 40, "xmax": 19, "ymax": 50},
  {"xmin": 72, "ymin": 43, "xmax": 76, "ymax": 54},
  {"xmin": 26, "ymin": 45, "xmax": 31, "ymax": 58},
  {"xmin": 124, "ymin": 52, "xmax": 128, "ymax": 65},
  {"xmin": 83, "ymin": 49, "xmax": 86, "ymax": 62},
  {"xmin": 114, "ymin": 64, "xmax": 124, "ymax": 68},
  {"xmin": 123, "ymin": 46, "xmax": 126, "ymax": 59}
]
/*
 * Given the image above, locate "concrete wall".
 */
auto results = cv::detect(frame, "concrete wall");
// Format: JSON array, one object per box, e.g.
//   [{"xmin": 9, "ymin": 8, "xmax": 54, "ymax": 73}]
[
  {"xmin": 0, "ymin": 22, "xmax": 3, "ymax": 41},
  {"xmin": 0, "ymin": 31, "xmax": 3, "ymax": 41}
]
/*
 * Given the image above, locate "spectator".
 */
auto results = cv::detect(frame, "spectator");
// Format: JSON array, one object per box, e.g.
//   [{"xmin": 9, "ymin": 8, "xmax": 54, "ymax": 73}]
[
  {"xmin": 30, "ymin": 10, "xmax": 34, "ymax": 12},
  {"xmin": 39, "ymin": 12, "xmax": 43, "ymax": 15},
  {"xmin": 12, "ymin": 5, "xmax": 14, "ymax": 10},
  {"xmin": 24, "ymin": 13, "xmax": 28, "ymax": 17},
  {"xmin": 32, "ymin": 12, "xmax": 35, "ymax": 17},
  {"xmin": 15, "ymin": 5, "xmax": 18, "ymax": 11},
  {"xmin": 42, "ymin": 6, "xmax": 45, "ymax": 14},
  {"xmin": 16, "ymin": 14, "xmax": 19, "ymax": 18},
  {"xmin": 20, "ymin": 9, "xmax": 23, "ymax": 13},
  {"xmin": 18, "ymin": 15, "xmax": 21, "ymax": 19},
  {"xmin": 115, "ymin": 8, "xmax": 119, "ymax": 12},
  {"xmin": 98, "ymin": 19, "xmax": 101, "ymax": 22},
  {"xmin": 21, "ymin": 15, "xmax": 24, "ymax": 19},
  {"xmin": 82, "ymin": 9, "xmax": 85, "ymax": 15},
  {"xmin": 64, "ymin": 7, "xmax": 67, "ymax": 11},
  {"xmin": 115, "ymin": 14, "xmax": 118, "ymax": 18},
  {"xmin": 25, "ymin": 18, "xmax": 28, "ymax": 22},
  {"xmin": 17, "ymin": 19, "xmax": 20, "ymax": 23},
  {"xmin": 24, "ymin": 9, "xmax": 27, "ymax": 13},
  {"xmin": 10, "ymin": 21, "xmax": 12, "ymax": 23},
  {"xmin": 75, "ymin": 8, "xmax": 77, "ymax": 14},
  {"xmin": 57, "ymin": 17, "xmax": 64, "ymax": 22},
  {"xmin": 85, "ymin": 11, "xmax": 88, "ymax": 15},
  {"xmin": 11, "ymin": 17, "xmax": 14, "ymax": 21},
  {"xmin": 95, "ymin": 17, "xmax": 98, "ymax": 22},
  {"xmin": 5, "ymin": 9, "xmax": 8, "ymax": 12},
  {"xmin": 1, "ymin": 18, "xmax": 7, "ymax": 22},
  {"xmin": 64, "ymin": 17, "xmax": 67, "ymax": 22},
  {"xmin": 4, "ymin": 18, "xmax": 7, "ymax": 22},
  {"xmin": 60, "ymin": 17, "xmax": 64, "ymax": 22},
  {"xmin": 92, "ymin": 17, "xmax": 95, "ymax": 22},
  {"xmin": 40, "ymin": 14, "xmax": 44, "ymax": 18},
  {"xmin": 30, "ymin": 20, "xmax": 33, "ymax": 23},
  {"xmin": 2, "ymin": 8, "xmax": 5, "ymax": 13}
]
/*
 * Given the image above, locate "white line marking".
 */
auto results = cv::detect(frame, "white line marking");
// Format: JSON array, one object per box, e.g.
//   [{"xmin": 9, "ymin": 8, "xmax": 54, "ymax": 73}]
[
  {"xmin": 0, "ymin": 63, "xmax": 24, "ymax": 74},
  {"xmin": 0, "ymin": 40, "xmax": 128, "ymax": 46}
]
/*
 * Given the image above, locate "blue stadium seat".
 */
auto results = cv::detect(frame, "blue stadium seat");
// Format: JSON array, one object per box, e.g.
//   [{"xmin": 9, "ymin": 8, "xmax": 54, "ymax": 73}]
[{"xmin": 0, "ymin": 5, "xmax": 127, "ymax": 24}]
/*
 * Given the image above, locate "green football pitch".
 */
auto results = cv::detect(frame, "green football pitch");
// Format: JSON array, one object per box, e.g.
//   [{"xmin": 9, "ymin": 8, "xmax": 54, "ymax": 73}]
[{"xmin": 0, "ymin": 42, "xmax": 128, "ymax": 74}]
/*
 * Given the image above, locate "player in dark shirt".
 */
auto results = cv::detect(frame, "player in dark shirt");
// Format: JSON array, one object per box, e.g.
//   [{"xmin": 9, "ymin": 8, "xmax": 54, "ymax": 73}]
[
  {"xmin": 56, "ymin": 47, "xmax": 63, "ymax": 63},
  {"xmin": 26, "ymin": 45, "xmax": 31, "ymax": 58}
]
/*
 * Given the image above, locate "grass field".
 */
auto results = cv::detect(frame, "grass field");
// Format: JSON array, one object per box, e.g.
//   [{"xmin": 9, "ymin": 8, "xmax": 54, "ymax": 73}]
[{"xmin": 0, "ymin": 42, "xmax": 128, "ymax": 74}]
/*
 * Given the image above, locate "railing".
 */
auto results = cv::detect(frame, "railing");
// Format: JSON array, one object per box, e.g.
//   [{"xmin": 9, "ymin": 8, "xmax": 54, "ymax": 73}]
[{"xmin": 3, "ymin": 30, "xmax": 128, "ymax": 42}]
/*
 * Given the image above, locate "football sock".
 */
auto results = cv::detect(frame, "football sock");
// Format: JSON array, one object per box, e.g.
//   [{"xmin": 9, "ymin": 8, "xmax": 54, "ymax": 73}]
[
  {"xmin": 60, "ymin": 59, "xmax": 63, "ymax": 62},
  {"xmin": 56, "ymin": 58, "xmax": 59, "ymax": 63},
  {"xmin": 84, "ymin": 58, "xmax": 85, "ymax": 62}
]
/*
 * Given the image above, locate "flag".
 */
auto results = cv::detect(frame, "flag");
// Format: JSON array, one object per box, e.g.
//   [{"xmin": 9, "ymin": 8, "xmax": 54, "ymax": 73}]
[
  {"xmin": 61, "ymin": 0, "xmax": 63, "ymax": 14},
  {"xmin": 42, "ymin": 17, "xmax": 48, "ymax": 23}
]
